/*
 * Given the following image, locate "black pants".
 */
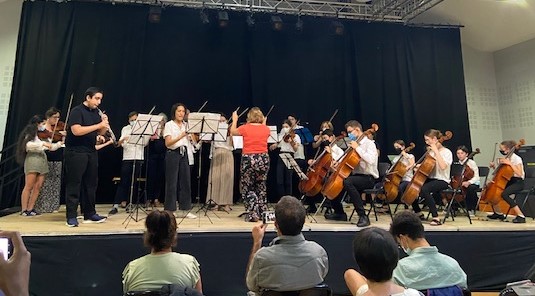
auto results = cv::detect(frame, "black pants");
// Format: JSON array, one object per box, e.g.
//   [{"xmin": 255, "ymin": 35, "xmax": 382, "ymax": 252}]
[
  {"xmin": 64, "ymin": 149, "xmax": 98, "ymax": 220},
  {"xmin": 114, "ymin": 160, "xmax": 143, "ymax": 204},
  {"xmin": 146, "ymin": 155, "xmax": 165, "ymax": 202},
  {"xmin": 164, "ymin": 148, "xmax": 191, "ymax": 211},
  {"xmin": 276, "ymin": 154, "xmax": 293, "ymax": 200},
  {"xmin": 331, "ymin": 174, "xmax": 375, "ymax": 217},
  {"xmin": 412, "ymin": 179, "xmax": 449, "ymax": 218},
  {"xmin": 464, "ymin": 184, "xmax": 479, "ymax": 211},
  {"xmin": 502, "ymin": 177, "xmax": 524, "ymax": 207}
]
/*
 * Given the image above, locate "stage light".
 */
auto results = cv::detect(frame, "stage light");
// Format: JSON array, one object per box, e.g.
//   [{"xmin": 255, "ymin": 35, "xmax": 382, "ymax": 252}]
[
  {"xmin": 200, "ymin": 10, "xmax": 210, "ymax": 24},
  {"xmin": 246, "ymin": 13, "xmax": 255, "ymax": 28},
  {"xmin": 271, "ymin": 16, "xmax": 283, "ymax": 31},
  {"xmin": 148, "ymin": 6, "xmax": 162, "ymax": 24},
  {"xmin": 295, "ymin": 15, "xmax": 303, "ymax": 31},
  {"xmin": 218, "ymin": 11, "xmax": 229, "ymax": 27},
  {"xmin": 333, "ymin": 20, "xmax": 344, "ymax": 35}
]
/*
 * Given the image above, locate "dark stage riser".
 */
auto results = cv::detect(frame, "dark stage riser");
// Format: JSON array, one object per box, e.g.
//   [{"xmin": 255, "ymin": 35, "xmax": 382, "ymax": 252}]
[{"xmin": 24, "ymin": 230, "xmax": 535, "ymax": 295}]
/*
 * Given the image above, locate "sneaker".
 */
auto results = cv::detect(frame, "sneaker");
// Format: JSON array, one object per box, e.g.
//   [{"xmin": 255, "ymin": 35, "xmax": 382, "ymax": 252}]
[
  {"xmin": 66, "ymin": 218, "xmax": 79, "ymax": 227},
  {"xmin": 82, "ymin": 214, "xmax": 107, "ymax": 224},
  {"xmin": 21, "ymin": 210, "xmax": 29, "ymax": 216},
  {"xmin": 356, "ymin": 216, "xmax": 371, "ymax": 227},
  {"xmin": 468, "ymin": 210, "xmax": 476, "ymax": 217},
  {"xmin": 174, "ymin": 211, "xmax": 197, "ymax": 219},
  {"xmin": 487, "ymin": 213, "xmax": 506, "ymax": 220},
  {"xmin": 76, "ymin": 215, "xmax": 83, "ymax": 220},
  {"xmin": 324, "ymin": 212, "xmax": 348, "ymax": 221},
  {"xmin": 512, "ymin": 216, "xmax": 526, "ymax": 224},
  {"xmin": 27, "ymin": 209, "xmax": 40, "ymax": 216},
  {"xmin": 108, "ymin": 208, "xmax": 118, "ymax": 215}
]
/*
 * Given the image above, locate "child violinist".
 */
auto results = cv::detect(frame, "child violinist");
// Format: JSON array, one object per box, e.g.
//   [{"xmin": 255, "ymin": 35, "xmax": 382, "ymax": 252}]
[
  {"xmin": 269, "ymin": 120, "xmax": 301, "ymax": 199},
  {"xmin": 455, "ymin": 146, "xmax": 480, "ymax": 216}
]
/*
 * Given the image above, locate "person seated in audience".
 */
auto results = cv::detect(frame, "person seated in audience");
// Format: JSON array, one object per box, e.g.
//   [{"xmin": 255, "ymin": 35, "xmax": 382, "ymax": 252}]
[
  {"xmin": 122, "ymin": 210, "xmax": 202, "ymax": 293},
  {"xmin": 246, "ymin": 196, "xmax": 328, "ymax": 295},
  {"xmin": 344, "ymin": 227, "xmax": 422, "ymax": 296},
  {"xmin": 389, "ymin": 211, "xmax": 467, "ymax": 291},
  {"xmin": 0, "ymin": 231, "xmax": 31, "ymax": 296}
]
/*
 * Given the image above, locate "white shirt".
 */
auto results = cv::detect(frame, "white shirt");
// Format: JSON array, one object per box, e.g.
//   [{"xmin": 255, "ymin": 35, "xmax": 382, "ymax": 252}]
[
  {"xmin": 392, "ymin": 153, "xmax": 415, "ymax": 182},
  {"xmin": 277, "ymin": 133, "xmax": 301, "ymax": 153},
  {"xmin": 26, "ymin": 136, "xmax": 62, "ymax": 152},
  {"xmin": 330, "ymin": 143, "xmax": 344, "ymax": 162},
  {"xmin": 163, "ymin": 120, "xmax": 189, "ymax": 150},
  {"xmin": 119, "ymin": 124, "xmax": 149, "ymax": 160},
  {"xmin": 353, "ymin": 136, "xmax": 379, "ymax": 179},
  {"xmin": 508, "ymin": 153, "xmax": 525, "ymax": 179},
  {"xmin": 429, "ymin": 147, "xmax": 453, "ymax": 183},
  {"xmin": 293, "ymin": 126, "xmax": 306, "ymax": 160},
  {"xmin": 459, "ymin": 158, "xmax": 480, "ymax": 186}
]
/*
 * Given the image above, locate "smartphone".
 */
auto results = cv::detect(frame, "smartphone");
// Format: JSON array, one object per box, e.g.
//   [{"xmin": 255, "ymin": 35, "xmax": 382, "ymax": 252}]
[
  {"xmin": 262, "ymin": 211, "xmax": 276, "ymax": 224},
  {"xmin": 0, "ymin": 238, "xmax": 10, "ymax": 260}
]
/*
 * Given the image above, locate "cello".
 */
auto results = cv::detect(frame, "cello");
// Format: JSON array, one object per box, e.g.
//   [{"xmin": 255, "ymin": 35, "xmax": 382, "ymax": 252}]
[
  {"xmin": 401, "ymin": 131, "xmax": 453, "ymax": 205},
  {"xmin": 480, "ymin": 139, "xmax": 525, "ymax": 205},
  {"xmin": 448, "ymin": 148, "xmax": 480, "ymax": 202},
  {"xmin": 321, "ymin": 124, "xmax": 379, "ymax": 200},
  {"xmin": 298, "ymin": 132, "xmax": 345, "ymax": 197},
  {"xmin": 382, "ymin": 142, "xmax": 415, "ymax": 202}
]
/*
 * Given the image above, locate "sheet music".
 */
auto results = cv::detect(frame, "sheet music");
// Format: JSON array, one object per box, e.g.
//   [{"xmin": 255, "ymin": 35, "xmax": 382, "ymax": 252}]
[
  {"xmin": 187, "ymin": 112, "xmax": 220, "ymax": 134},
  {"xmin": 232, "ymin": 136, "xmax": 243, "ymax": 149},
  {"xmin": 268, "ymin": 126, "xmax": 278, "ymax": 144},
  {"xmin": 200, "ymin": 123, "xmax": 228, "ymax": 142}
]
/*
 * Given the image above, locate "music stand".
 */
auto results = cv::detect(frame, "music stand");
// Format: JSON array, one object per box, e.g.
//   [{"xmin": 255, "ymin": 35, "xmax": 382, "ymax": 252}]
[
  {"xmin": 279, "ymin": 153, "xmax": 308, "ymax": 181},
  {"xmin": 267, "ymin": 126, "xmax": 279, "ymax": 144},
  {"xmin": 123, "ymin": 113, "xmax": 162, "ymax": 228},
  {"xmin": 178, "ymin": 112, "xmax": 219, "ymax": 225}
]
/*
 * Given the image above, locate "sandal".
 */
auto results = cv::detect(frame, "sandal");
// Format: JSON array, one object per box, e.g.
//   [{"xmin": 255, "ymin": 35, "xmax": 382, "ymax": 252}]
[{"xmin": 430, "ymin": 219, "xmax": 442, "ymax": 226}]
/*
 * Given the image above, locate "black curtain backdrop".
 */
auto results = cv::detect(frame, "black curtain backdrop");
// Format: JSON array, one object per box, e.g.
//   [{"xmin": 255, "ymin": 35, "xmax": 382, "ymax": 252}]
[{"xmin": 1, "ymin": 0, "xmax": 470, "ymax": 208}]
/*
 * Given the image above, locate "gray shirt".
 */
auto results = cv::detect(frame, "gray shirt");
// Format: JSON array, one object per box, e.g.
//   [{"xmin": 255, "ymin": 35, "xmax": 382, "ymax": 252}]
[{"xmin": 246, "ymin": 233, "xmax": 329, "ymax": 294}]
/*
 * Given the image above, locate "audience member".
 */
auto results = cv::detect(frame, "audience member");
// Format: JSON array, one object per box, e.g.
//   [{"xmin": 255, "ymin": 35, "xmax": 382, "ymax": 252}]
[
  {"xmin": 389, "ymin": 211, "xmax": 467, "ymax": 291},
  {"xmin": 122, "ymin": 210, "xmax": 202, "ymax": 293},
  {"xmin": 246, "ymin": 196, "xmax": 328, "ymax": 294},
  {"xmin": 344, "ymin": 227, "xmax": 422, "ymax": 296},
  {"xmin": 0, "ymin": 231, "xmax": 31, "ymax": 296}
]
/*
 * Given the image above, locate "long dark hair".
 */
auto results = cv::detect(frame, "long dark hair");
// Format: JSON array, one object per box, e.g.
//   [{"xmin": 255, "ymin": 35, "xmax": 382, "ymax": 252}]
[{"xmin": 16, "ymin": 115, "xmax": 44, "ymax": 165}]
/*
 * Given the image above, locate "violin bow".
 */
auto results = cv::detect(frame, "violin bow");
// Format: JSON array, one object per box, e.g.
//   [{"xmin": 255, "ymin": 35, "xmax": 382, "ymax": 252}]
[{"xmin": 56, "ymin": 93, "xmax": 74, "ymax": 141}]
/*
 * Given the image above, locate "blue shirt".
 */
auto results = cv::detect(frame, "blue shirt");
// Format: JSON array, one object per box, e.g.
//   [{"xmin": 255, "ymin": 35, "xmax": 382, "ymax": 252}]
[{"xmin": 392, "ymin": 246, "xmax": 467, "ymax": 290}]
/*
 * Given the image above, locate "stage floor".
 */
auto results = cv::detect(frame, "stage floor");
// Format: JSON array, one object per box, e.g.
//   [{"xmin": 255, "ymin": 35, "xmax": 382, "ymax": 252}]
[{"xmin": 2, "ymin": 203, "xmax": 534, "ymax": 236}]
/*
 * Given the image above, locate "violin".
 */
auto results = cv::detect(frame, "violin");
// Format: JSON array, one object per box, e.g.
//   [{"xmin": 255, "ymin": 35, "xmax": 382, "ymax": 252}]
[
  {"xmin": 480, "ymin": 139, "xmax": 525, "ymax": 205},
  {"xmin": 382, "ymin": 142, "xmax": 416, "ymax": 202},
  {"xmin": 401, "ymin": 131, "xmax": 453, "ymax": 205},
  {"xmin": 321, "ymin": 124, "xmax": 379, "ymax": 200},
  {"xmin": 37, "ymin": 121, "xmax": 66, "ymax": 142}
]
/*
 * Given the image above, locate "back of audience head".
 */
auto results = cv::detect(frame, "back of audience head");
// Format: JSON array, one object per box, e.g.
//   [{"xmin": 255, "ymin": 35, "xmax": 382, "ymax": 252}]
[
  {"xmin": 274, "ymin": 196, "xmax": 305, "ymax": 236},
  {"xmin": 352, "ymin": 227, "xmax": 399, "ymax": 283},
  {"xmin": 390, "ymin": 210, "xmax": 425, "ymax": 240},
  {"xmin": 144, "ymin": 210, "xmax": 177, "ymax": 252}
]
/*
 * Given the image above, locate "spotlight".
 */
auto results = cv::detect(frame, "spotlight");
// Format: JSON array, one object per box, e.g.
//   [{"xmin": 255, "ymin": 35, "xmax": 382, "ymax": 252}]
[
  {"xmin": 295, "ymin": 15, "xmax": 303, "ymax": 31},
  {"xmin": 148, "ymin": 6, "xmax": 162, "ymax": 24},
  {"xmin": 332, "ymin": 20, "xmax": 344, "ymax": 35},
  {"xmin": 271, "ymin": 15, "xmax": 283, "ymax": 31},
  {"xmin": 246, "ymin": 13, "xmax": 255, "ymax": 28},
  {"xmin": 218, "ymin": 11, "xmax": 229, "ymax": 27},
  {"xmin": 200, "ymin": 10, "xmax": 210, "ymax": 24}
]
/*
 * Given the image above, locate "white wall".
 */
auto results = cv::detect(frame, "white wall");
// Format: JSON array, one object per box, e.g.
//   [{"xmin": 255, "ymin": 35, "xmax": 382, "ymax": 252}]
[
  {"xmin": 494, "ymin": 37, "xmax": 535, "ymax": 146},
  {"xmin": 461, "ymin": 43, "xmax": 502, "ymax": 162},
  {"xmin": 0, "ymin": 0, "xmax": 23, "ymax": 149}
]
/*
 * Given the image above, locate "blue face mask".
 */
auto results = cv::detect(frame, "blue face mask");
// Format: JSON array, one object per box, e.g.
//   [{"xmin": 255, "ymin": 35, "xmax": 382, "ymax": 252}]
[{"xmin": 348, "ymin": 133, "xmax": 357, "ymax": 141}]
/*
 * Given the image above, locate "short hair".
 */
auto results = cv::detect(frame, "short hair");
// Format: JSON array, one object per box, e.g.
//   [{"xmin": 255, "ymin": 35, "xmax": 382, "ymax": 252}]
[
  {"xmin": 170, "ymin": 103, "xmax": 186, "ymax": 121},
  {"xmin": 158, "ymin": 112, "xmax": 168, "ymax": 122},
  {"xmin": 393, "ymin": 140, "xmax": 405, "ymax": 147},
  {"xmin": 424, "ymin": 129, "xmax": 443, "ymax": 139},
  {"xmin": 287, "ymin": 114, "xmax": 297, "ymax": 121},
  {"xmin": 128, "ymin": 111, "xmax": 139, "ymax": 119},
  {"xmin": 45, "ymin": 107, "xmax": 60, "ymax": 119},
  {"xmin": 389, "ymin": 210, "xmax": 425, "ymax": 240},
  {"xmin": 501, "ymin": 140, "xmax": 516, "ymax": 149},
  {"xmin": 274, "ymin": 196, "xmax": 305, "ymax": 236},
  {"xmin": 456, "ymin": 145, "xmax": 470, "ymax": 154},
  {"xmin": 143, "ymin": 210, "xmax": 177, "ymax": 252},
  {"xmin": 345, "ymin": 120, "xmax": 362, "ymax": 131},
  {"xmin": 84, "ymin": 87, "xmax": 103, "ymax": 99},
  {"xmin": 247, "ymin": 107, "xmax": 264, "ymax": 124},
  {"xmin": 352, "ymin": 227, "xmax": 399, "ymax": 282}
]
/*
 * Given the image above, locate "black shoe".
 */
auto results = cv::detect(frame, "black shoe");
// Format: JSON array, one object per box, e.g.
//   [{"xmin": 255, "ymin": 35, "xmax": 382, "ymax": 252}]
[
  {"xmin": 324, "ymin": 212, "xmax": 348, "ymax": 221},
  {"xmin": 108, "ymin": 208, "xmax": 118, "ymax": 215},
  {"xmin": 487, "ymin": 213, "xmax": 506, "ymax": 220},
  {"xmin": 356, "ymin": 215, "xmax": 370, "ymax": 227},
  {"xmin": 307, "ymin": 206, "xmax": 318, "ymax": 214},
  {"xmin": 512, "ymin": 216, "xmax": 526, "ymax": 223}
]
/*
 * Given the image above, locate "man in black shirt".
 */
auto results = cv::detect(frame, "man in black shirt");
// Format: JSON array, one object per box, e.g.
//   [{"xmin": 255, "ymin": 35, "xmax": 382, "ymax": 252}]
[{"xmin": 64, "ymin": 87, "xmax": 109, "ymax": 227}]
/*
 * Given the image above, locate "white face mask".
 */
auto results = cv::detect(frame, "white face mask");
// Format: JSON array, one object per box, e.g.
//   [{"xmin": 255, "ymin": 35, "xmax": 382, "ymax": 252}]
[
  {"xmin": 38, "ymin": 125, "xmax": 46, "ymax": 132},
  {"xmin": 400, "ymin": 237, "xmax": 412, "ymax": 255},
  {"xmin": 281, "ymin": 127, "xmax": 290, "ymax": 133},
  {"xmin": 129, "ymin": 121, "xmax": 135, "ymax": 126}
]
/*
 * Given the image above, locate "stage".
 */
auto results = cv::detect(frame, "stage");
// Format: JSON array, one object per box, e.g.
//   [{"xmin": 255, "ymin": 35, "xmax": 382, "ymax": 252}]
[{"xmin": 2, "ymin": 204, "xmax": 535, "ymax": 296}]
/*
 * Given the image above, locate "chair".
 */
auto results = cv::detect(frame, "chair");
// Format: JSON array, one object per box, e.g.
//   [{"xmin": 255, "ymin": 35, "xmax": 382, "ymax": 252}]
[
  {"xmin": 504, "ymin": 167, "xmax": 535, "ymax": 220},
  {"xmin": 261, "ymin": 283, "xmax": 332, "ymax": 296},
  {"xmin": 421, "ymin": 285, "xmax": 469, "ymax": 296},
  {"xmin": 440, "ymin": 164, "xmax": 472, "ymax": 224},
  {"xmin": 351, "ymin": 162, "xmax": 392, "ymax": 221}
]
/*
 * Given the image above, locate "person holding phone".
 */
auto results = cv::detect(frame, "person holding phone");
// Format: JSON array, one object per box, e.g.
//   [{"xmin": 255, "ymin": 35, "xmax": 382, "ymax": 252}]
[
  {"xmin": 0, "ymin": 231, "xmax": 31, "ymax": 296},
  {"xmin": 245, "ymin": 196, "xmax": 328, "ymax": 295}
]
